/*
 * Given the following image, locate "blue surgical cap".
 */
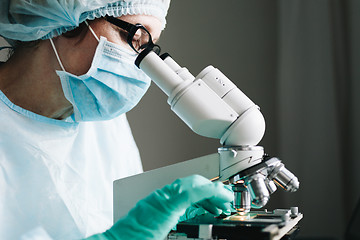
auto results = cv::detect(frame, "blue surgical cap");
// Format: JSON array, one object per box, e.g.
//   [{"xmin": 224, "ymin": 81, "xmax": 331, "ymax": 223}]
[{"xmin": 0, "ymin": 0, "xmax": 170, "ymax": 43}]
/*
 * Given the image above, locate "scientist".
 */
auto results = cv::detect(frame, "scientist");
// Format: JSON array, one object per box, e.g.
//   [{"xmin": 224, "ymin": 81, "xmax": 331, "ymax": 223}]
[{"xmin": 0, "ymin": 0, "xmax": 233, "ymax": 239}]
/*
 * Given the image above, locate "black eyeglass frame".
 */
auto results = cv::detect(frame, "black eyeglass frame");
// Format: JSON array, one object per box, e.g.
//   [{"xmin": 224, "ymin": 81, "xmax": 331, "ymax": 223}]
[{"xmin": 105, "ymin": 16, "xmax": 157, "ymax": 54}]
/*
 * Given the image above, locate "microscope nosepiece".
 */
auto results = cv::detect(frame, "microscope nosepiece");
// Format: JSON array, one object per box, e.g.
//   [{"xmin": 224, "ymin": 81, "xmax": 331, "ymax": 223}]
[{"xmin": 228, "ymin": 157, "xmax": 299, "ymax": 212}]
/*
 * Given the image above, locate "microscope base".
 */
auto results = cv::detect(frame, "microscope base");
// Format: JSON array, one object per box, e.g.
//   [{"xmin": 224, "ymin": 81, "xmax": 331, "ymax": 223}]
[{"xmin": 168, "ymin": 208, "xmax": 303, "ymax": 240}]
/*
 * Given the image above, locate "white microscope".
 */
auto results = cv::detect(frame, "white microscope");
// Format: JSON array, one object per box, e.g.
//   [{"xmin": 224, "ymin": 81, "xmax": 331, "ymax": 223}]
[{"xmin": 113, "ymin": 46, "xmax": 301, "ymax": 239}]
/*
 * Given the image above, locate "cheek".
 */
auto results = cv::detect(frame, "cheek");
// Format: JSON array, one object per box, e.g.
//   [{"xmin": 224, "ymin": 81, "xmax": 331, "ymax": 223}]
[
  {"xmin": 67, "ymin": 39, "xmax": 98, "ymax": 76},
  {"xmin": 105, "ymin": 30, "xmax": 134, "ymax": 51}
]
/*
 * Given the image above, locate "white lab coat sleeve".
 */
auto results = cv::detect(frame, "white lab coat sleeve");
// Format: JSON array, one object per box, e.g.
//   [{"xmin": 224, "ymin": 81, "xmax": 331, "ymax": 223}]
[{"xmin": 20, "ymin": 227, "xmax": 53, "ymax": 240}]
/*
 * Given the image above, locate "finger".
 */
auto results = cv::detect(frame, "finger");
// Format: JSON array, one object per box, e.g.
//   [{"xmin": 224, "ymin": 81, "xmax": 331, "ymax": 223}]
[{"xmin": 198, "ymin": 199, "xmax": 232, "ymax": 215}]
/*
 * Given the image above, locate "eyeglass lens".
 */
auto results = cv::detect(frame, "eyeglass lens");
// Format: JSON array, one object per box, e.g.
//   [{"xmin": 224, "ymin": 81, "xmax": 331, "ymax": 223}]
[
  {"xmin": 131, "ymin": 27, "xmax": 151, "ymax": 52},
  {"xmin": 105, "ymin": 16, "xmax": 158, "ymax": 54}
]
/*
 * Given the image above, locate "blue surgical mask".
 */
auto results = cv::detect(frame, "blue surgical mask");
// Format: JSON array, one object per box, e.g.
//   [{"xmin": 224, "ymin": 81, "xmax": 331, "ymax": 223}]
[{"xmin": 50, "ymin": 28, "xmax": 151, "ymax": 121}]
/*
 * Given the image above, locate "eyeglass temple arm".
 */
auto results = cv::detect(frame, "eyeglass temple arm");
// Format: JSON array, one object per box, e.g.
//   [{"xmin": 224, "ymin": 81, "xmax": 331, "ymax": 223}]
[{"xmin": 105, "ymin": 16, "xmax": 133, "ymax": 32}]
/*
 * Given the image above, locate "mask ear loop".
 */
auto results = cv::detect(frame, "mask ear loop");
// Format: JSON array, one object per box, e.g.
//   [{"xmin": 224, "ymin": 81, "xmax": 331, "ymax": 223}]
[
  {"xmin": 50, "ymin": 21, "xmax": 99, "ymax": 72},
  {"xmin": 85, "ymin": 20, "xmax": 100, "ymax": 42},
  {"xmin": 49, "ymin": 38, "xmax": 66, "ymax": 72}
]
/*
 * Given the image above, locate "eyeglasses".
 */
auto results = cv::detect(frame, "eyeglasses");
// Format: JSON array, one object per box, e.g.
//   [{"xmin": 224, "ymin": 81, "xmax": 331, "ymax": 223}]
[{"xmin": 105, "ymin": 16, "xmax": 160, "ymax": 54}]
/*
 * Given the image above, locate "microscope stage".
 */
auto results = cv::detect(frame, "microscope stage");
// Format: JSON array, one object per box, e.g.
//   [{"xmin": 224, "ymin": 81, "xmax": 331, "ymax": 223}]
[{"xmin": 168, "ymin": 208, "xmax": 302, "ymax": 240}]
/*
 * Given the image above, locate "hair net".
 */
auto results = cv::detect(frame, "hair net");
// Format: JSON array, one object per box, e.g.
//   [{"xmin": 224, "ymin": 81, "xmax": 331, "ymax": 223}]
[{"xmin": 0, "ymin": 0, "xmax": 170, "ymax": 43}]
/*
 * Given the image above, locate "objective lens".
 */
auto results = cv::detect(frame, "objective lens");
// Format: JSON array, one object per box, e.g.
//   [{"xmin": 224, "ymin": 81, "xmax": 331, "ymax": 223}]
[
  {"xmin": 247, "ymin": 174, "xmax": 270, "ymax": 208},
  {"xmin": 265, "ymin": 179, "xmax": 277, "ymax": 194},
  {"xmin": 271, "ymin": 164, "xmax": 299, "ymax": 192},
  {"xmin": 232, "ymin": 184, "xmax": 251, "ymax": 213}
]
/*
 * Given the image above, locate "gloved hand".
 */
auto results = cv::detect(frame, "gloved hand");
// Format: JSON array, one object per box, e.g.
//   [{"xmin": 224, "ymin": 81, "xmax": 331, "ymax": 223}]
[
  {"xmin": 85, "ymin": 175, "xmax": 234, "ymax": 240},
  {"xmin": 195, "ymin": 184, "xmax": 235, "ymax": 212},
  {"xmin": 177, "ymin": 183, "xmax": 235, "ymax": 227}
]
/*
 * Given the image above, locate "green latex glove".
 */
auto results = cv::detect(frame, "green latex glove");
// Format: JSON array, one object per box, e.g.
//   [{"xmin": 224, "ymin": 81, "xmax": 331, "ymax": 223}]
[
  {"xmin": 177, "ymin": 183, "xmax": 235, "ymax": 226},
  {"xmin": 86, "ymin": 175, "xmax": 234, "ymax": 240}
]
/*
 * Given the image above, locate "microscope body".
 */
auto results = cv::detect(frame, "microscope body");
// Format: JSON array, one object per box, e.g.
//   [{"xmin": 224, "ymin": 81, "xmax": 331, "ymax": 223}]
[
  {"xmin": 113, "ymin": 48, "xmax": 299, "ymax": 221},
  {"xmin": 131, "ymin": 49, "xmax": 299, "ymax": 213}
]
